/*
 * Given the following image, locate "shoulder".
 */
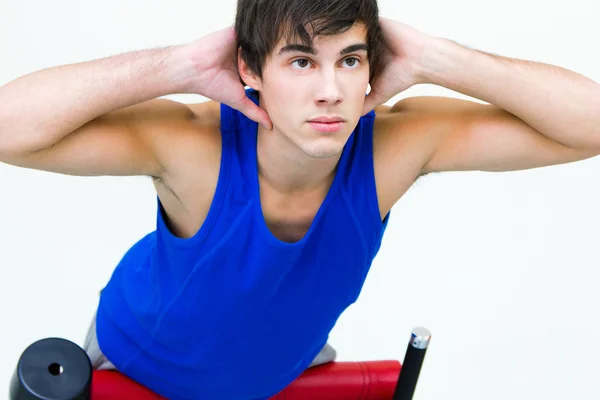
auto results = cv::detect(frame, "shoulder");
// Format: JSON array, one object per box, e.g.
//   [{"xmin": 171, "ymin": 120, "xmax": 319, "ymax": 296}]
[
  {"xmin": 156, "ymin": 100, "xmax": 223, "ymax": 188},
  {"xmin": 151, "ymin": 100, "xmax": 224, "ymax": 237},
  {"xmin": 369, "ymin": 97, "xmax": 452, "ymax": 215},
  {"xmin": 371, "ymin": 97, "xmax": 441, "ymax": 169},
  {"xmin": 187, "ymin": 100, "xmax": 221, "ymax": 127},
  {"xmin": 371, "ymin": 95, "xmax": 472, "ymax": 167}
]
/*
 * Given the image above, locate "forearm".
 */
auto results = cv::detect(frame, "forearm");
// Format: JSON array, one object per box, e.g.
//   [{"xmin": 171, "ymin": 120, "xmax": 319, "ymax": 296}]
[
  {"xmin": 0, "ymin": 45, "xmax": 195, "ymax": 153},
  {"xmin": 417, "ymin": 37, "xmax": 600, "ymax": 149}
]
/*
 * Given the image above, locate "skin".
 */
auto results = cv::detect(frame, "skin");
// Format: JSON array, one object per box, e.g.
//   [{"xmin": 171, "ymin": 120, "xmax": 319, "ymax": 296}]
[
  {"xmin": 1, "ymin": 20, "xmax": 599, "ymax": 244},
  {"xmin": 150, "ymin": 23, "xmax": 393, "ymax": 242},
  {"xmin": 237, "ymin": 24, "xmax": 374, "ymax": 240}
]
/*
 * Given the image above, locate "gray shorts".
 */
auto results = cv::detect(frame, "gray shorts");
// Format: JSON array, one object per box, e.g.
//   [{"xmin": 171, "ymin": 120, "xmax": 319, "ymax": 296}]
[
  {"xmin": 82, "ymin": 313, "xmax": 117, "ymax": 370},
  {"xmin": 83, "ymin": 313, "xmax": 336, "ymax": 371}
]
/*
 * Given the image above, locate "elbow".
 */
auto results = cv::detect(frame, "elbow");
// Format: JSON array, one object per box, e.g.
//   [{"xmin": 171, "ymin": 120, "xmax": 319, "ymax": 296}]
[
  {"xmin": 0, "ymin": 126, "xmax": 18, "ymax": 159},
  {"xmin": 0, "ymin": 113, "xmax": 22, "ymax": 158},
  {"xmin": 0, "ymin": 129, "xmax": 43, "ymax": 161},
  {"xmin": 0, "ymin": 115, "xmax": 51, "ymax": 159}
]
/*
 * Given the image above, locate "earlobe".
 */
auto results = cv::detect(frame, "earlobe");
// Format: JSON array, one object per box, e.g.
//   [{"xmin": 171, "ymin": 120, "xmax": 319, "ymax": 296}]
[{"xmin": 237, "ymin": 48, "xmax": 262, "ymax": 91}]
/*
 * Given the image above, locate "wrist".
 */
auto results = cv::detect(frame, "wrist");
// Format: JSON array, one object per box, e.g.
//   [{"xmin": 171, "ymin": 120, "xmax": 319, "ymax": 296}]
[
  {"xmin": 414, "ymin": 36, "xmax": 470, "ymax": 87},
  {"xmin": 162, "ymin": 44, "xmax": 201, "ymax": 94}
]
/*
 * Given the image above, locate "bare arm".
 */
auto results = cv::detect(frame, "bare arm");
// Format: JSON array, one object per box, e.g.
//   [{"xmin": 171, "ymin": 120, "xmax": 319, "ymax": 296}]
[
  {"xmin": 414, "ymin": 38, "xmax": 600, "ymax": 174},
  {"xmin": 0, "ymin": 26, "xmax": 270, "ymax": 178},
  {"xmin": 365, "ymin": 18, "xmax": 600, "ymax": 178},
  {"xmin": 0, "ymin": 46, "xmax": 199, "ymax": 177},
  {"xmin": 373, "ymin": 95, "xmax": 600, "ymax": 217},
  {"xmin": 385, "ymin": 96, "xmax": 600, "ymax": 175}
]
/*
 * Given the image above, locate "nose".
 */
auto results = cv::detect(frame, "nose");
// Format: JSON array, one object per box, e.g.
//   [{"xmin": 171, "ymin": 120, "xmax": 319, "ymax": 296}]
[{"xmin": 314, "ymin": 70, "xmax": 344, "ymax": 105}]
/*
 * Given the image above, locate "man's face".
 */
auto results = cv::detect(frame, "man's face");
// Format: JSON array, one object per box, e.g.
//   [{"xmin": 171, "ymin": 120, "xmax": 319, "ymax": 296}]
[{"xmin": 254, "ymin": 23, "xmax": 371, "ymax": 159}]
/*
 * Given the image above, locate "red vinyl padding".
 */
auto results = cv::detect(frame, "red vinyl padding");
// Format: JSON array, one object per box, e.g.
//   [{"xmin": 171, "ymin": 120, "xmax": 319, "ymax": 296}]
[{"xmin": 90, "ymin": 360, "xmax": 401, "ymax": 400}]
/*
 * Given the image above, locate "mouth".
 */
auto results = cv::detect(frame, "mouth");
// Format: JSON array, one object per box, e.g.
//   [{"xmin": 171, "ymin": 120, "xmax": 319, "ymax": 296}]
[
  {"xmin": 307, "ymin": 115, "xmax": 346, "ymax": 133},
  {"xmin": 308, "ymin": 116, "xmax": 345, "ymax": 123},
  {"xmin": 307, "ymin": 121, "xmax": 345, "ymax": 133}
]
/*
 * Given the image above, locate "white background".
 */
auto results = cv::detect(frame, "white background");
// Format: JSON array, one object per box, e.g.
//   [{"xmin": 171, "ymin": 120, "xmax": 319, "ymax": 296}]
[{"xmin": 1, "ymin": 0, "xmax": 599, "ymax": 399}]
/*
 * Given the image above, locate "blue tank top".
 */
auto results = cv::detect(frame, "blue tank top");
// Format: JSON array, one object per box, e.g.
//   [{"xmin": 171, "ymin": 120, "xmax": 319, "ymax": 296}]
[{"xmin": 96, "ymin": 88, "xmax": 390, "ymax": 400}]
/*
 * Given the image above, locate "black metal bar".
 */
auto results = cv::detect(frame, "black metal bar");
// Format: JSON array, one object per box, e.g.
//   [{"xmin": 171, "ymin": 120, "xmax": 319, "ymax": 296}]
[{"xmin": 392, "ymin": 327, "xmax": 431, "ymax": 400}]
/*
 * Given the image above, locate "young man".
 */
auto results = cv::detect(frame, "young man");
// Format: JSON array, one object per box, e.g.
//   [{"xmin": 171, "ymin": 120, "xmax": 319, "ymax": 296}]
[{"xmin": 1, "ymin": 0, "xmax": 599, "ymax": 399}]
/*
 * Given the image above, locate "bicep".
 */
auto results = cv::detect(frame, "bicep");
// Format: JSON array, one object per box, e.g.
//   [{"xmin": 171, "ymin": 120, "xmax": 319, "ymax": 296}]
[
  {"xmin": 1, "ymin": 99, "xmax": 197, "ymax": 177},
  {"xmin": 396, "ymin": 97, "xmax": 600, "ymax": 174}
]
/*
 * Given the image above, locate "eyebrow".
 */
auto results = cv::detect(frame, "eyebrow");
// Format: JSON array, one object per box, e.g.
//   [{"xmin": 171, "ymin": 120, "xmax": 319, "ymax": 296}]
[{"xmin": 276, "ymin": 43, "xmax": 369, "ymax": 57}]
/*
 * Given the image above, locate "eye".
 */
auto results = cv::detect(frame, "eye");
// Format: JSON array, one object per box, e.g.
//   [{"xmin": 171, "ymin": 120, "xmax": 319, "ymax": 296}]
[
  {"xmin": 291, "ymin": 58, "xmax": 312, "ymax": 70},
  {"xmin": 343, "ymin": 57, "xmax": 361, "ymax": 68},
  {"xmin": 290, "ymin": 57, "xmax": 361, "ymax": 70}
]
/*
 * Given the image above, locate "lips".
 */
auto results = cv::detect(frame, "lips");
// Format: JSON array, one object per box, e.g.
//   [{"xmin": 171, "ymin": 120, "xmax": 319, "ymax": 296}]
[
  {"xmin": 308, "ymin": 116, "xmax": 345, "ymax": 123},
  {"xmin": 308, "ymin": 121, "xmax": 344, "ymax": 133}
]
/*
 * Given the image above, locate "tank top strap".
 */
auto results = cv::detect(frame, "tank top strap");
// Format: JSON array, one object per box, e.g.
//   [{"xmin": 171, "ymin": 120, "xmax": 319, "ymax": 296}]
[{"xmin": 340, "ymin": 108, "xmax": 389, "ymax": 243}]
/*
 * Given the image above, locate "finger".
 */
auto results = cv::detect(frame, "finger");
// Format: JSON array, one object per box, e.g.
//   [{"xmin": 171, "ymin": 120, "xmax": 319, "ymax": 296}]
[
  {"xmin": 234, "ymin": 97, "xmax": 273, "ymax": 130},
  {"xmin": 361, "ymin": 90, "xmax": 389, "ymax": 116}
]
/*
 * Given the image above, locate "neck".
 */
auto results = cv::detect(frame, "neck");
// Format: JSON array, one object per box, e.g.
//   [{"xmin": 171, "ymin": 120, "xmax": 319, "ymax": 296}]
[{"xmin": 256, "ymin": 124, "xmax": 341, "ymax": 195}]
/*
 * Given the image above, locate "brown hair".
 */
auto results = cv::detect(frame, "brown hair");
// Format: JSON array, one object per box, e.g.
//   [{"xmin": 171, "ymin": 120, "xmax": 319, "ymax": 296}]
[{"xmin": 235, "ymin": 0, "xmax": 383, "ymax": 85}]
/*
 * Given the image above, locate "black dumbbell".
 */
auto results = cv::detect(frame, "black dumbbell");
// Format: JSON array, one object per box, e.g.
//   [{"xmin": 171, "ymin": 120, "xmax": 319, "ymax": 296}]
[{"xmin": 10, "ymin": 338, "xmax": 92, "ymax": 400}]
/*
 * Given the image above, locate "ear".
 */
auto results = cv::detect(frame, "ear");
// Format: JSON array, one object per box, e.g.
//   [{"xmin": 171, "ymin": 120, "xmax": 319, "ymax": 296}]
[{"xmin": 238, "ymin": 48, "xmax": 263, "ymax": 91}]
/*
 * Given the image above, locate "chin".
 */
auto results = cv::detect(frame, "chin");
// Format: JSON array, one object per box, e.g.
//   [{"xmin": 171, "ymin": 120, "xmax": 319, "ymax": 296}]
[
  {"xmin": 302, "ymin": 131, "xmax": 352, "ymax": 158},
  {"xmin": 301, "ymin": 143, "xmax": 345, "ymax": 159}
]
